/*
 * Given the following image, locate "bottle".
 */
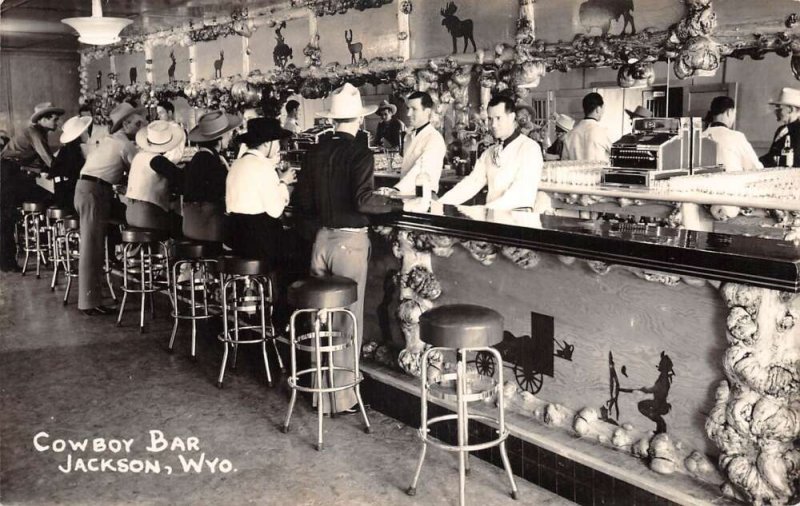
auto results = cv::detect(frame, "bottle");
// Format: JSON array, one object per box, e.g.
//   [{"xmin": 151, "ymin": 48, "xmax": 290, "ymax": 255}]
[
  {"xmin": 781, "ymin": 136, "xmax": 794, "ymax": 167},
  {"xmin": 415, "ymin": 171, "xmax": 431, "ymax": 199}
]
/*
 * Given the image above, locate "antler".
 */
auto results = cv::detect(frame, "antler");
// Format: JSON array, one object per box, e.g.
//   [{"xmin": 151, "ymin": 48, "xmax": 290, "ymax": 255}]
[{"xmin": 443, "ymin": 1, "xmax": 457, "ymax": 16}]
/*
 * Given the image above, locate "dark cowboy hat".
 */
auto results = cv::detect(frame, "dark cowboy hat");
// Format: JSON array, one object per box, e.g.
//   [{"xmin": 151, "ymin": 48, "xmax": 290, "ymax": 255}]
[
  {"xmin": 188, "ymin": 110, "xmax": 242, "ymax": 143},
  {"xmin": 376, "ymin": 100, "xmax": 397, "ymax": 115},
  {"xmin": 242, "ymin": 118, "xmax": 292, "ymax": 147},
  {"xmin": 30, "ymin": 102, "xmax": 65, "ymax": 123},
  {"xmin": 625, "ymin": 106, "xmax": 653, "ymax": 119}
]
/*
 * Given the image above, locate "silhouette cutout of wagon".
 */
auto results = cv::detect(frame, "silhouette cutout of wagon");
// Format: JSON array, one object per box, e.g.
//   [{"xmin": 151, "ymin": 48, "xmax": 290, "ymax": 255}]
[{"xmin": 469, "ymin": 314, "xmax": 573, "ymax": 394}]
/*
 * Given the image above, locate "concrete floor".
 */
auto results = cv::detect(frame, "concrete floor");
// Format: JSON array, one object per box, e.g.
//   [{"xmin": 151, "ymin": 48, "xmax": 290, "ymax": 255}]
[{"xmin": 0, "ymin": 271, "xmax": 572, "ymax": 506}]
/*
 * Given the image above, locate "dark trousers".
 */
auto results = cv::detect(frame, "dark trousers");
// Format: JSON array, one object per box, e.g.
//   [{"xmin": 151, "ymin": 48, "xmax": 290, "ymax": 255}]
[{"xmin": 0, "ymin": 161, "xmax": 47, "ymax": 269}]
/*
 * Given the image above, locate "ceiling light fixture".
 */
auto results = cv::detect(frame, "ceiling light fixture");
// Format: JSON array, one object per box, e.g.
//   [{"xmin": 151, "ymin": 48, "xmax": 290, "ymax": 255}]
[{"xmin": 62, "ymin": 0, "xmax": 132, "ymax": 46}]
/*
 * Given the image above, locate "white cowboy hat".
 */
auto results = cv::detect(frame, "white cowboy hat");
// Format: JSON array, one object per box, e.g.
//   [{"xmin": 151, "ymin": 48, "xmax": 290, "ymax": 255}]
[
  {"xmin": 317, "ymin": 83, "xmax": 378, "ymax": 119},
  {"xmin": 109, "ymin": 102, "xmax": 146, "ymax": 134},
  {"xmin": 59, "ymin": 116, "xmax": 93, "ymax": 144},
  {"xmin": 30, "ymin": 102, "xmax": 65, "ymax": 123},
  {"xmin": 376, "ymin": 100, "xmax": 397, "ymax": 115},
  {"xmin": 188, "ymin": 110, "xmax": 242, "ymax": 143},
  {"xmin": 554, "ymin": 113, "xmax": 575, "ymax": 132},
  {"xmin": 135, "ymin": 120, "xmax": 185, "ymax": 153},
  {"xmin": 769, "ymin": 87, "xmax": 800, "ymax": 109}
]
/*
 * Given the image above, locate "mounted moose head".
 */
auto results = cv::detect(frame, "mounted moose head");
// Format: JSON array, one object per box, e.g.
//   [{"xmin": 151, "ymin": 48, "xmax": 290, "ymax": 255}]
[
  {"xmin": 345, "ymin": 29, "xmax": 363, "ymax": 65},
  {"xmin": 440, "ymin": 1, "xmax": 476, "ymax": 54}
]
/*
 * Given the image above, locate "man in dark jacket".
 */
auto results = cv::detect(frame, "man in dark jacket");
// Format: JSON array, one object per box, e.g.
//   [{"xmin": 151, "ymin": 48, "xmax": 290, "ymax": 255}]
[
  {"xmin": 293, "ymin": 83, "xmax": 402, "ymax": 414},
  {"xmin": 761, "ymin": 87, "xmax": 800, "ymax": 167}
]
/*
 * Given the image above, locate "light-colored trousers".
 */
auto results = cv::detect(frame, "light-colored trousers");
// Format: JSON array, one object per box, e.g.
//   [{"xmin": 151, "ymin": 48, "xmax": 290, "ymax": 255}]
[
  {"xmin": 309, "ymin": 227, "xmax": 370, "ymax": 413},
  {"xmin": 74, "ymin": 179, "xmax": 112, "ymax": 310}
]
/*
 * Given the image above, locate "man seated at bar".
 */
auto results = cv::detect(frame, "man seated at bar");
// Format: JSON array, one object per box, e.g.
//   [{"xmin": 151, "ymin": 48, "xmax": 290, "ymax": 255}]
[
  {"xmin": 75, "ymin": 102, "xmax": 147, "ymax": 316},
  {"xmin": 393, "ymin": 91, "xmax": 447, "ymax": 197},
  {"xmin": 561, "ymin": 92, "xmax": 611, "ymax": 163},
  {"xmin": 437, "ymin": 95, "xmax": 543, "ymax": 211},
  {"xmin": 702, "ymin": 96, "xmax": 762, "ymax": 172},
  {"xmin": 0, "ymin": 102, "xmax": 65, "ymax": 272},
  {"xmin": 761, "ymin": 87, "xmax": 800, "ymax": 167},
  {"xmin": 293, "ymin": 83, "xmax": 403, "ymax": 414}
]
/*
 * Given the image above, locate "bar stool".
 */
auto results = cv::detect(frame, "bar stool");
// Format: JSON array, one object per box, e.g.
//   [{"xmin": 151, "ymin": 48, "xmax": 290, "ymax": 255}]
[
  {"xmin": 168, "ymin": 240, "xmax": 222, "ymax": 359},
  {"xmin": 281, "ymin": 276, "xmax": 371, "ymax": 451},
  {"xmin": 216, "ymin": 256, "xmax": 283, "ymax": 388},
  {"xmin": 407, "ymin": 304, "xmax": 518, "ymax": 505},
  {"xmin": 20, "ymin": 201, "xmax": 48, "ymax": 277},
  {"xmin": 116, "ymin": 227, "xmax": 170, "ymax": 333},
  {"xmin": 56, "ymin": 217, "xmax": 80, "ymax": 305},
  {"xmin": 47, "ymin": 207, "xmax": 74, "ymax": 290}
]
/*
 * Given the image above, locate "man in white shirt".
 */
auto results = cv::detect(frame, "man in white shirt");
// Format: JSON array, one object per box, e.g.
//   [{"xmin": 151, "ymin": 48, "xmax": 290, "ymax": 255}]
[
  {"xmin": 74, "ymin": 102, "xmax": 147, "ymax": 315},
  {"xmin": 562, "ymin": 92, "xmax": 612, "ymax": 163},
  {"xmin": 438, "ymin": 95, "xmax": 543, "ymax": 210},
  {"xmin": 702, "ymin": 96, "xmax": 763, "ymax": 172},
  {"xmin": 394, "ymin": 91, "xmax": 447, "ymax": 196},
  {"xmin": 283, "ymin": 99, "xmax": 302, "ymax": 134},
  {"xmin": 225, "ymin": 117, "xmax": 296, "ymax": 268}
]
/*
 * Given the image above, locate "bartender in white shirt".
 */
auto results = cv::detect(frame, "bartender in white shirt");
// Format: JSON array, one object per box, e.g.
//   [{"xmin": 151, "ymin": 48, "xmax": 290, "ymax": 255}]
[
  {"xmin": 438, "ymin": 95, "xmax": 543, "ymax": 210},
  {"xmin": 562, "ymin": 92, "xmax": 612, "ymax": 163},
  {"xmin": 702, "ymin": 96, "xmax": 763, "ymax": 172},
  {"xmin": 393, "ymin": 91, "xmax": 447, "ymax": 196}
]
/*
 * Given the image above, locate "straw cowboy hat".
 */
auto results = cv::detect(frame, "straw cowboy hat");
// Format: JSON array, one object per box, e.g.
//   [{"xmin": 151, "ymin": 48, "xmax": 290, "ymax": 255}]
[
  {"xmin": 188, "ymin": 110, "xmax": 242, "ymax": 143},
  {"xmin": 30, "ymin": 102, "xmax": 65, "ymax": 123},
  {"xmin": 59, "ymin": 116, "xmax": 93, "ymax": 144},
  {"xmin": 242, "ymin": 118, "xmax": 292, "ymax": 147},
  {"xmin": 625, "ymin": 105, "xmax": 653, "ymax": 119},
  {"xmin": 769, "ymin": 87, "xmax": 800, "ymax": 108},
  {"xmin": 135, "ymin": 120, "xmax": 186, "ymax": 153},
  {"xmin": 554, "ymin": 113, "xmax": 575, "ymax": 132},
  {"xmin": 109, "ymin": 102, "xmax": 145, "ymax": 134},
  {"xmin": 376, "ymin": 100, "xmax": 397, "ymax": 115},
  {"xmin": 317, "ymin": 83, "xmax": 378, "ymax": 119}
]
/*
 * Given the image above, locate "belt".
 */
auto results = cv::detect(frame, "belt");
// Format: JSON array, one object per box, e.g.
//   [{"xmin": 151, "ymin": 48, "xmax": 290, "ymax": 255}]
[
  {"xmin": 79, "ymin": 174, "xmax": 112, "ymax": 188},
  {"xmin": 53, "ymin": 176, "xmax": 74, "ymax": 184}
]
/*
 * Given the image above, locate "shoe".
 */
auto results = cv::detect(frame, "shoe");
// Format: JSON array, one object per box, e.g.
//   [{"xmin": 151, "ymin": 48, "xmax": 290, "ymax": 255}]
[
  {"xmin": 80, "ymin": 305, "xmax": 116, "ymax": 316},
  {"xmin": 324, "ymin": 406, "xmax": 361, "ymax": 417}
]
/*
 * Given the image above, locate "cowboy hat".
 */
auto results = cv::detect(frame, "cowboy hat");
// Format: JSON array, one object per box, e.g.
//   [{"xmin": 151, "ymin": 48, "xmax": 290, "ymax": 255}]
[
  {"xmin": 59, "ymin": 116, "xmax": 93, "ymax": 144},
  {"xmin": 376, "ymin": 100, "xmax": 397, "ymax": 115},
  {"xmin": 188, "ymin": 110, "xmax": 242, "ymax": 143},
  {"xmin": 109, "ymin": 102, "xmax": 146, "ymax": 134},
  {"xmin": 242, "ymin": 118, "xmax": 291, "ymax": 147},
  {"xmin": 625, "ymin": 106, "xmax": 653, "ymax": 119},
  {"xmin": 317, "ymin": 83, "xmax": 378, "ymax": 119},
  {"xmin": 30, "ymin": 102, "xmax": 65, "ymax": 123},
  {"xmin": 769, "ymin": 87, "xmax": 800, "ymax": 108},
  {"xmin": 554, "ymin": 113, "xmax": 575, "ymax": 132},
  {"xmin": 514, "ymin": 104, "xmax": 535, "ymax": 117},
  {"xmin": 135, "ymin": 120, "xmax": 185, "ymax": 153}
]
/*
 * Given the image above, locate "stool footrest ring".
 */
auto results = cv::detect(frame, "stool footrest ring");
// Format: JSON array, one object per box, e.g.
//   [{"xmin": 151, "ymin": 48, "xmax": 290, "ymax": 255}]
[
  {"xmin": 286, "ymin": 369, "xmax": 363, "ymax": 393},
  {"xmin": 419, "ymin": 413, "xmax": 509, "ymax": 452},
  {"xmin": 292, "ymin": 331, "xmax": 352, "ymax": 352}
]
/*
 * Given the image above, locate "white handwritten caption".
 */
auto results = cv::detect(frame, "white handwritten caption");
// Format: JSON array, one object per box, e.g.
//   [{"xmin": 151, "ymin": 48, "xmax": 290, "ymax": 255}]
[{"xmin": 33, "ymin": 430, "xmax": 237, "ymax": 475}]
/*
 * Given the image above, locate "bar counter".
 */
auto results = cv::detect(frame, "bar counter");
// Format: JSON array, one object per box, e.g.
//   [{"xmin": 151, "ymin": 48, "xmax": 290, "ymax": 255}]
[{"xmin": 361, "ymin": 204, "xmax": 800, "ymax": 505}]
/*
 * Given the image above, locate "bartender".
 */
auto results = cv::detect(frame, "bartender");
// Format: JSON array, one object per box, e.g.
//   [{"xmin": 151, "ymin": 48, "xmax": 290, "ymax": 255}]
[
  {"xmin": 761, "ymin": 87, "xmax": 800, "ymax": 167},
  {"xmin": 561, "ymin": 92, "xmax": 611, "ymax": 163},
  {"xmin": 702, "ymin": 96, "xmax": 762, "ymax": 172},
  {"xmin": 393, "ymin": 91, "xmax": 446, "ymax": 196},
  {"xmin": 438, "ymin": 95, "xmax": 543, "ymax": 210}
]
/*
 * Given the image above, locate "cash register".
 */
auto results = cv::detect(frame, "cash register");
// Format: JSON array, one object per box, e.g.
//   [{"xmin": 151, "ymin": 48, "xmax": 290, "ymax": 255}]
[
  {"xmin": 281, "ymin": 123, "xmax": 335, "ymax": 166},
  {"xmin": 601, "ymin": 117, "xmax": 719, "ymax": 188}
]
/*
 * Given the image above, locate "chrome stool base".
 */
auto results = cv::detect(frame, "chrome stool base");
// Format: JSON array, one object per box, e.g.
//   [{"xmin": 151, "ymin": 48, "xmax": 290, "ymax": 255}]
[
  {"xmin": 117, "ymin": 238, "xmax": 171, "ymax": 333},
  {"xmin": 169, "ymin": 256, "xmax": 219, "ymax": 359}
]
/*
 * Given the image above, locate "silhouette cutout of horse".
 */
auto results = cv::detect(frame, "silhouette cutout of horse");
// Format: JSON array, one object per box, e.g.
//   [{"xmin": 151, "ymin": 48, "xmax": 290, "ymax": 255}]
[
  {"xmin": 440, "ymin": 1, "xmax": 476, "ymax": 54},
  {"xmin": 273, "ymin": 21, "xmax": 293, "ymax": 69},
  {"xmin": 129, "ymin": 66, "xmax": 137, "ymax": 85}
]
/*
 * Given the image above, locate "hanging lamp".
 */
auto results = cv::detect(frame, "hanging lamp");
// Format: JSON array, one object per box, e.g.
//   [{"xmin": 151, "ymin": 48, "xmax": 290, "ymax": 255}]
[{"xmin": 62, "ymin": 0, "xmax": 132, "ymax": 46}]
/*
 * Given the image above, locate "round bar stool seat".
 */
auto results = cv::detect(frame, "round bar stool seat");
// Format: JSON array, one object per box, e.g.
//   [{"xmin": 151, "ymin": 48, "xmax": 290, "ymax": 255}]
[
  {"xmin": 63, "ymin": 218, "xmax": 80, "ymax": 230},
  {"xmin": 288, "ymin": 276, "xmax": 357, "ymax": 309},
  {"xmin": 22, "ymin": 201, "xmax": 46, "ymax": 213},
  {"xmin": 215, "ymin": 255, "xmax": 282, "ymax": 388},
  {"xmin": 172, "ymin": 240, "xmax": 222, "ymax": 260},
  {"xmin": 46, "ymin": 207, "xmax": 72, "ymax": 220},
  {"xmin": 282, "ymin": 275, "xmax": 371, "ymax": 451},
  {"xmin": 121, "ymin": 227, "xmax": 169, "ymax": 244},
  {"xmin": 217, "ymin": 256, "xmax": 269, "ymax": 276},
  {"xmin": 420, "ymin": 305, "xmax": 503, "ymax": 349},
  {"xmin": 407, "ymin": 303, "xmax": 518, "ymax": 505}
]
